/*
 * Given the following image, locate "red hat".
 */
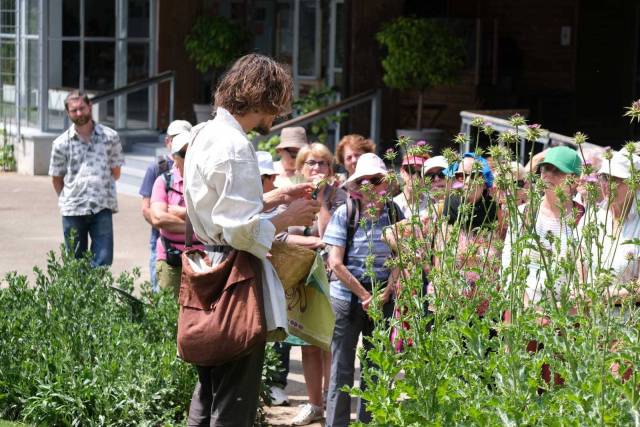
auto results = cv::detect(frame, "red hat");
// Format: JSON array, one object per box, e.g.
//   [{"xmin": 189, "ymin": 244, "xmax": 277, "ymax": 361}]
[{"xmin": 401, "ymin": 155, "xmax": 429, "ymax": 167}]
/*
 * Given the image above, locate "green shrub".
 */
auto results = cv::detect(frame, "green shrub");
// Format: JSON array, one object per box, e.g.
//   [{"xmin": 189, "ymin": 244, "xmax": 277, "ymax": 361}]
[
  {"xmin": 352, "ymin": 111, "xmax": 640, "ymax": 425},
  {"xmin": 0, "ymin": 249, "xmax": 194, "ymax": 425}
]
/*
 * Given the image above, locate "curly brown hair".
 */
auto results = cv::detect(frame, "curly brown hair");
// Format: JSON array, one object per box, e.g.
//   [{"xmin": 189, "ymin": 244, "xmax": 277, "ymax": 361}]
[
  {"xmin": 335, "ymin": 134, "xmax": 376, "ymax": 166},
  {"xmin": 214, "ymin": 54, "xmax": 293, "ymax": 116}
]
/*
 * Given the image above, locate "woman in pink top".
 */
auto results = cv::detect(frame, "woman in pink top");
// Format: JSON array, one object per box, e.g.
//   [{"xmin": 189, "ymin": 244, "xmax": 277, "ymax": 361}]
[{"xmin": 150, "ymin": 132, "xmax": 204, "ymax": 296}]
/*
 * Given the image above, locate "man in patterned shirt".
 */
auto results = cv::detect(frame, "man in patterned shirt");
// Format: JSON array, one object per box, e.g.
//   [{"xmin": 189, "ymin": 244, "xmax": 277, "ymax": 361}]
[{"xmin": 49, "ymin": 90, "xmax": 124, "ymax": 267}]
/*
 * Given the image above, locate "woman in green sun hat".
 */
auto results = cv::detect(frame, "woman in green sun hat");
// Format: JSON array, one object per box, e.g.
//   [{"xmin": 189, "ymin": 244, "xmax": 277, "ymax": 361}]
[
  {"xmin": 502, "ymin": 146, "xmax": 583, "ymax": 308},
  {"xmin": 501, "ymin": 145, "xmax": 584, "ymax": 384}
]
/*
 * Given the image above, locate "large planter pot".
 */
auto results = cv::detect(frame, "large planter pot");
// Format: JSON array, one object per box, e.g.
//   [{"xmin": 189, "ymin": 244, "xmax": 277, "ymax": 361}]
[
  {"xmin": 193, "ymin": 104, "xmax": 212, "ymax": 124},
  {"xmin": 395, "ymin": 128, "xmax": 446, "ymax": 155}
]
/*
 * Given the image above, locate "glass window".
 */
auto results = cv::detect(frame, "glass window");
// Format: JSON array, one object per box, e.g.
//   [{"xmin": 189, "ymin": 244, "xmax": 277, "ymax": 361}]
[
  {"xmin": 59, "ymin": 0, "xmax": 80, "ymax": 37},
  {"xmin": 0, "ymin": 0, "xmax": 16, "ymax": 35},
  {"xmin": 0, "ymin": 38, "xmax": 15, "ymax": 125},
  {"xmin": 126, "ymin": 42, "xmax": 149, "ymax": 127},
  {"xmin": 85, "ymin": 0, "xmax": 115, "ymax": 37},
  {"xmin": 298, "ymin": 0, "xmax": 318, "ymax": 77},
  {"xmin": 48, "ymin": 40, "xmax": 79, "ymax": 129},
  {"xmin": 274, "ymin": 1, "xmax": 293, "ymax": 64},
  {"xmin": 127, "ymin": 0, "xmax": 149, "ymax": 38},
  {"xmin": 20, "ymin": 39, "xmax": 38, "ymax": 126},
  {"xmin": 26, "ymin": 0, "xmax": 38, "ymax": 35},
  {"xmin": 84, "ymin": 42, "xmax": 114, "ymax": 92}
]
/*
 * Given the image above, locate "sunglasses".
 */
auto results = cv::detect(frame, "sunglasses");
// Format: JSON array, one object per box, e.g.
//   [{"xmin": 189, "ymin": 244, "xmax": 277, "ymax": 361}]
[
  {"xmin": 425, "ymin": 171, "xmax": 445, "ymax": 180},
  {"xmin": 304, "ymin": 159, "xmax": 329, "ymax": 168},
  {"xmin": 356, "ymin": 175, "xmax": 385, "ymax": 187},
  {"xmin": 516, "ymin": 180, "xmax": 526, "ymax": 188},
  {"xmin": 402, "ymin": 166, "xmax": 422, "ymax": 176},
  {"xmin": 455, "ymin": 171, "xmax": 482, "ymax": 182}
]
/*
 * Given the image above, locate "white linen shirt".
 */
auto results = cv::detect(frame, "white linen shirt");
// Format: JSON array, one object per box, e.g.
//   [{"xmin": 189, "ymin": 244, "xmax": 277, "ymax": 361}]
[{"xmin": 184, "ymin": 107, "xmax": 287, "ymax": 337}]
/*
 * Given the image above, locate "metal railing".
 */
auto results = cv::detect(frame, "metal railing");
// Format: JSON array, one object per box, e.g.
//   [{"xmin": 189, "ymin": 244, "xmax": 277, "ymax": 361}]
[
  {"xmin": 258, "ymin": 88, "xmax": 382, "ymax": 145},
  {"xmin": 459, "ymin": 110, "xmax": 598, "ymax": 163},
  {"xmin": 65, "ymin": 71, "xmax": 175, "ymax": 130}
]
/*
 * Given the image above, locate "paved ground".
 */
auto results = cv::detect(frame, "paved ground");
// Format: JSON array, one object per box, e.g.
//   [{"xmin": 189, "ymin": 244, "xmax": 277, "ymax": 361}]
[{"xmin": 0, "ymin": 172, "xmax": 357, "ymax": 426}]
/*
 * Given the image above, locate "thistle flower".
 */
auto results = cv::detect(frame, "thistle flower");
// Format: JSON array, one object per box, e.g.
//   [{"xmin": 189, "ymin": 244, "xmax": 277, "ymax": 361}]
[
  {"xmin": 509, "ymin": 113, "xmax": 526, "ymax": 127},
  {"xmin": 604, "ymin": 148, "xmax": 613, "ymax": 161},
  {"xmin": 624, "ymin": 99, "xmax": 640, "ymax": 123},
  {"xmin": 624, "ymin": 141, "xmax": 637, "ymax": 155},
  {"xmin": 573, "ymin": 132, "xmax": 588, "ymax": 145},
  {"xmin": 525, "ymin": 124, "xmax": 542, "ymax": 141},
  {"xmin": 482, "ymin": 124, "xmax": 495, "ymax": 136},
  {"xmin": 384, "ymin": 148, "xmax": 397, "ymax": 161},
  {"xmin": 498, "ymin": 130, "xmax": 519, "ymax": 145},
  {"xmin": 442, "ymin": 148, "xmax": 460, "ymax": 164},
  {"xmin": 454, "ymin": 133, "xmax": 468, "ymax": 145},
  {"xmin": 471, "ymin": 117, "xmax": 485, "ymax": 128},
  {"xmin": 416, "ymin": 140, "xmax": 427, "ymax": 147}
]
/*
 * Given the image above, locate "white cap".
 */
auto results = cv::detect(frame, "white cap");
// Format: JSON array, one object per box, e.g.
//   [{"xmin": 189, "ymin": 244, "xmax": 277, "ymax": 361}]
[
  {"xmin": 171, "ymin": 132, "xmax": 190, "ymax": 154},
  {"xmin": 167, "ymin": 120, "xmax": 192, "ymax": 137},
  {"xmin": 257, "ymin": 151, "xmax": 277, "ymax": 176},
  {"xmin": 343, "ymin": 153, "xmax": 387, "ymax": 189},
  {"xmin": 422, "ymin": 155, "xmax": 449, "ymax": 174},
  {"xmin": 598, "ymin": 150, "xmax": 640, "ymax": 179}
]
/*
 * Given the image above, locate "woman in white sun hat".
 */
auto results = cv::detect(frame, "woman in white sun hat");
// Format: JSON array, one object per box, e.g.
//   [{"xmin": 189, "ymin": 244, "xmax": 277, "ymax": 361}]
[
  {"xmin": 578, "ymin": 149, "xmax": 640, "ymax": 313},
  {"xmin": 322, "ymin": 153, "xmax": 403, "ymax": 426}
]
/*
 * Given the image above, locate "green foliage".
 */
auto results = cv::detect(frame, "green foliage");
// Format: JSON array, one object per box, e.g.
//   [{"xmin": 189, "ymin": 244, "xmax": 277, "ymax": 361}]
[
  {"xmin": 0, "ymin": 127, "xmax": 15, "ymax": 172},
  {"xmin": 376, "ymin": 17, "xmax": 465, "ymax": 92},
  {"xmin": 349, "ymin": 105, "xmax": 640, "ymax": 425},
  {"xmin": 293, "ymin": 87, "xmax": 346, "ymax": 144},
  {"xmin": 257, "ymin": 135, "xmax": 281, "ymax": 158},
  {"xmin": 0, "ymin": 249, "xmax": 195, "ymax": 425},
  {"xmin": 184, "ymin": 16, "xmax": 250, "ymax": 75}
]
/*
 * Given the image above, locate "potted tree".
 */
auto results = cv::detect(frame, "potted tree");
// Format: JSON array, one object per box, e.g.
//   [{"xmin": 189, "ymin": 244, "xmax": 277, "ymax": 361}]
[
  {"xmin": 376, "ymin": 17, "xmax": 465, "ymax": 151},
  {"xmin": 184, "ymin": 16, "xmax": 251, "ymax": 123}
]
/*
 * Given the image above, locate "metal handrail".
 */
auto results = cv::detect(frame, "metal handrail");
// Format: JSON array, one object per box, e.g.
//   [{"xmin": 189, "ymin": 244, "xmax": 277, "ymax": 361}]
[
  {"xmin": 258, "ymin": 88, "xmax": 382, "ymax": 144},
  {"xmin": 459, "ymin": 110, "xmax": 600, "ymax": 162},
  {"xmin": 87, "ymin": 70, "xmax": 175, "ymax": 128}
]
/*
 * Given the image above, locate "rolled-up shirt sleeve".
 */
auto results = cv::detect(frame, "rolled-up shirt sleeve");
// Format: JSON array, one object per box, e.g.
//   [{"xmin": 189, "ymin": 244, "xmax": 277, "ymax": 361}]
[{"xmin": 203, "ymin": 157, "xmax": 275, "ymax": 259}]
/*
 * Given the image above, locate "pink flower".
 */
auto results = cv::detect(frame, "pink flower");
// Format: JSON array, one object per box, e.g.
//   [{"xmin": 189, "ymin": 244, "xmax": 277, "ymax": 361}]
[
  {"xmin": 378, "ymin": 190, "xmax": 387, "ymax": 196},
  {"xmin": 452, "ymin": 181, "xmax": 464, "ymax": 189},
  {"xmin": 386, "ymin": 148, "xmax": 395, "ymax": 155},
  {"xmin": 528, "ymin": 123, "xmax": 541, "ymax": 130},
  {"xmin": 416, "ymin": 140, "xmax": 427, "ymax": 147},
  {"xmin": 360, "ymin": 179, "xmax": 370, "ymax": 186}
]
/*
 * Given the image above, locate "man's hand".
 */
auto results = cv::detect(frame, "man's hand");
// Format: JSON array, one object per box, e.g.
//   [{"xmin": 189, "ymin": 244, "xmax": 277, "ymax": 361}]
[
  {"xmin": 270, "ymin": 198, "xmax": 321, "ymax": 233},
  {"xmin": 263, "ymin": 182, "xmax": 314, "ymax": 211},
  {"xmin": 280, "ymin": 182, "xmax": 314, "ymax": 204}
]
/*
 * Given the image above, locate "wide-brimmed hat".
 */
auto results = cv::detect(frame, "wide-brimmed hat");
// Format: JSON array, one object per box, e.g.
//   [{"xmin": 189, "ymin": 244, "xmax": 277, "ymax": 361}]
[
  {"xmin": 422, "ymin": 156, "xmax": 448, "ymax": 174},
  {"xmin": 171, "ymin": 132, "xmax": 190, "ymax": 154},
  {"xmin": 256, "ymin": 151, "xmax": 277, "ymax": 176},
  {"xmin": 598, "ymin": 150, "xmax": 640, "ymax": 179},
  {"xmin": 539, "ymin": 146, "xmax": 582, "ymax": 175},
  {"xmin": 343, "ymin": 153, "xmax": 387, "ymax": 189},
  {"xmin": 276, "ymin": 127, "xmax": 309, "ymax": 150},
  {"xmin": 167, "ymin": 120, "xmax": 192, "ymax": 137}
]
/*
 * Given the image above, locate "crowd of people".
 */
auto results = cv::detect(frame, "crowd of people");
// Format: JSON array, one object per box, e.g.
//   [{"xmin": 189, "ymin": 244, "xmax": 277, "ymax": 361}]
[{"xmin": 49, "ymin": 53, "xmax": 640, "ymax": 427}]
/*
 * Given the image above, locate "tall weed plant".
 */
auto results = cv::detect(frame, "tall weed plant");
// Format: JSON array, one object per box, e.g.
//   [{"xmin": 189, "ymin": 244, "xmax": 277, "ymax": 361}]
[
  {"xmin": 354, "ymin": 105, "xmax": 640, "ymax": 425},
  {"xmin": 0, "ymin": 249, "xmax": 195, "ymax": 426}
]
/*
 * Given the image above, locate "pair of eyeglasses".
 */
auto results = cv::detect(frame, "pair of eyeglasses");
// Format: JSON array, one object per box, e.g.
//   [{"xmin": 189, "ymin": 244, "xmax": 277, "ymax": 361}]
[
  {"xmin": 304, "ymin": 160, "xmax": 329, "ymax": 168},
  {"xmin": 455, "ymin": 171, "xmax": 482, "ymax": 182},
  {"xmin": 402, "ymin": 166, "xmax": 422, "ymax": 176},
  {"xmin": 356, "ymin": 175, "xmax": 385, "ymax": 187},
  {"xmin": 425, "ymin": 171, "xmax": 445, "ymax": 180}
]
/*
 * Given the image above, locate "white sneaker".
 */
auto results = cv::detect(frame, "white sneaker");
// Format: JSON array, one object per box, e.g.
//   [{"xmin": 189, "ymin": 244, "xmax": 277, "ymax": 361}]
[
  {"xmin": 291, "ymin": 403, "xmax": 323, "ymax": 425},
  {"xmin": 269, "ymin": 385, "xmax": 289, "ymax": 406}
]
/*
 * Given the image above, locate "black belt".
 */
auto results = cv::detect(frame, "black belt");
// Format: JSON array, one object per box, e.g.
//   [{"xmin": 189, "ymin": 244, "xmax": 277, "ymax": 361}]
[{"xmin": 204, "ymin": 244, "xmax": 231, "ymax": 253}]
